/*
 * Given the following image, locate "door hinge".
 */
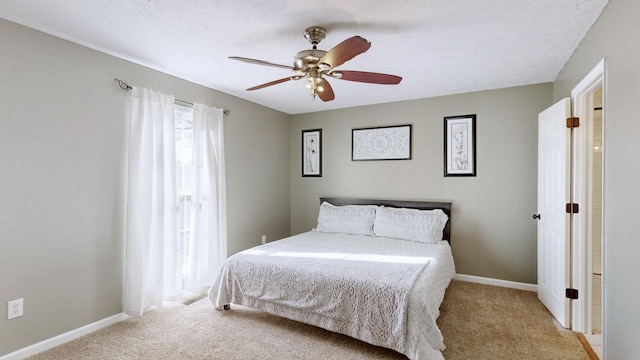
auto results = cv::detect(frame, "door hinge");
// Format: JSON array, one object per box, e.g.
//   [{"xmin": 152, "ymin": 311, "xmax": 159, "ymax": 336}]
[
  {"xmin": 566, "ymin": 203, "xmax": 579, "ymax": 214},
  {"xmin": 566, "ymin": 117, "xmax": 580, "ymax": 128},
  {"xmin": 566, "ymin": 288, "xmax": 579, "ymax": 300}
]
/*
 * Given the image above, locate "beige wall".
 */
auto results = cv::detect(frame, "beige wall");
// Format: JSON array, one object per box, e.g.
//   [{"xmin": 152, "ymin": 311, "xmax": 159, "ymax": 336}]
[
  {"xmin": 553, "ymin": 0, "xmax": 640, "ymax": 357},
  {"xmin": 0, "ymin": 19, "xmax": 291, "ymax": 356},
  {"xmin": 7, "ymin": 0, "xmax": 639, "ymax": 356},
  {"xmin": 290, "ymin": 83, "xmax": 552, "ymax": 284}
]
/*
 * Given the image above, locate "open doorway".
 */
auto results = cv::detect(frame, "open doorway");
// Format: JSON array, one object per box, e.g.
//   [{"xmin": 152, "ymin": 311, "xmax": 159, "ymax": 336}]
[
  {"xmin": 536, "ymin": 60, "xmax": 605, "ymax": 357},
  {"xmin": 570, "ymin": 59, "xmax": 605, "ymax": 358},
  {"xmin": 583, "ymin": 85, "xmax": 603, "ymax": 358},
  {"xmin": 590, "ymin": 86, "xmax": 603, "ymax": 337}
]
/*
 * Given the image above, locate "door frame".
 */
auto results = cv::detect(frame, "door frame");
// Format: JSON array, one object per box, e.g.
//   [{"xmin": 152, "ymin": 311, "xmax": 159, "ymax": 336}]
[{"xmin": 570, "ymin": 58, "xmax": 606, "ymax": 334}]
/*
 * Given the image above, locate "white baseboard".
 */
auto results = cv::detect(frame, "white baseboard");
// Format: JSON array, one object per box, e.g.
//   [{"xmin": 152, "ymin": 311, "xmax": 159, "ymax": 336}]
[
  {"xmin": 455, "ymin": 273, "xmax": 538, "ymax": 292},
  {"xmin": 0, "ymin": 313, "xmax": 128, "ymax": 360}
]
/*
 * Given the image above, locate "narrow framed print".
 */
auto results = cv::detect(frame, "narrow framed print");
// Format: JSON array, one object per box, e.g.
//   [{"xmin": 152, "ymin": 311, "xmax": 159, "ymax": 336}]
[
  {"xmin": 444, "ymin": 114, "xmax": 476, "ymax": 176},
  {"xmin": 302, "ymin": 129, "xmax": 322, "ymax": 177},
  {"xmin": 352, "ymin": 124, "xmax": 412, "ymax": 161}
]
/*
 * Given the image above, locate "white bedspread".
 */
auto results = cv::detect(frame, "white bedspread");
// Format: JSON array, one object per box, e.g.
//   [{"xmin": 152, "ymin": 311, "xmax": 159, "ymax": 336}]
[{"xmin": 209, "ymin": 231, "xmax": 455, "ymax": 359}]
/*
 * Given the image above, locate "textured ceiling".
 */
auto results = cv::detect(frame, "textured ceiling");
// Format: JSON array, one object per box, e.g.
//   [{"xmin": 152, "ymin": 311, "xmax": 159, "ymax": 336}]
[{"xmin": 0, "ymin": 0, "xmax": 608, "ymax": 114}]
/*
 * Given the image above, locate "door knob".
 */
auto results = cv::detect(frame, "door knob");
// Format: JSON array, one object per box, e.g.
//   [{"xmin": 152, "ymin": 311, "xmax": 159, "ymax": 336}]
[{"xmin": 532, "ymin": 214, "xmax": 541, "ymax": 220}]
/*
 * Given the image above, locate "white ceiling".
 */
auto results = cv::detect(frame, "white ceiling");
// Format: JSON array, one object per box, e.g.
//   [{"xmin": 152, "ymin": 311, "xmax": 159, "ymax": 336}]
[{"xmin": 0, "ymin": 0, "xmax": 608, "ymax": 115}]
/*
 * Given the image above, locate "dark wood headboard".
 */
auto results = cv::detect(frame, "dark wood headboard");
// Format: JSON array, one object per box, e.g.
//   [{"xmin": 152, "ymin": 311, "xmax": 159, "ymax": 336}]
[{"xmin": 319, "ymin": 197, "xmax": 452, "ymax": 243}]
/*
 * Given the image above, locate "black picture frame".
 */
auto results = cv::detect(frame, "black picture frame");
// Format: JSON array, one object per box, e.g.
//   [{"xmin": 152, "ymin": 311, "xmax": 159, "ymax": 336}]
[
  {"xmin": 352, "ymin": 124, "xmax": 412, "ymax": 161},
  {"xmin": 302, "ymin": 129, "xmax": 322, "ymax": 177},
  {"xmin": 444, "ymin": 114, "xmax": 476, "ymax": 177}
]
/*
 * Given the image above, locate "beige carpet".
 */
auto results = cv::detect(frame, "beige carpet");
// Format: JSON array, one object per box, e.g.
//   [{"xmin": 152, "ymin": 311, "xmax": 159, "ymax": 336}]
[
  {"xmin": 438, "ymin": 281, "xmax": 590, "ymax": 359},
  {"xmin": 27, "ymin": 280, "xmax": 591, "ymax": 360}
]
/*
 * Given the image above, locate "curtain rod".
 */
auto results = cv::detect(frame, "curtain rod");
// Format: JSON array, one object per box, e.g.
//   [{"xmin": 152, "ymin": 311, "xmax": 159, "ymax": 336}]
[{"xmin": 114, "ymin": 78, "xmax": 230, "ymax": 116}]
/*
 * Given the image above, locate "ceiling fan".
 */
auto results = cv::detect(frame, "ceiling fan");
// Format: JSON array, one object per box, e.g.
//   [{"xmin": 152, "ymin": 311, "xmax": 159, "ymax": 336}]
[{"xmin": 230, "ymin": 26, "xmax": 403, "ymax": 102}]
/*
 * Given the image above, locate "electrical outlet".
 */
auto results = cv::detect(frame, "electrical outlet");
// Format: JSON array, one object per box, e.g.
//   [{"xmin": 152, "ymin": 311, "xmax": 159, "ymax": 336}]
[
  {"xmin": 261, "ymin": 235, "xmax": 267, "ymax": 245},
  {"xmin": 8, "ymin": 298, "xmax": 23, "ymax": 320}
]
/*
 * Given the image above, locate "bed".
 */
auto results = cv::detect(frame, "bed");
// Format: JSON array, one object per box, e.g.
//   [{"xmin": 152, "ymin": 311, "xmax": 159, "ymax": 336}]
[{"xmin": 208, "ymin": 197, "xmax": 456, "ymax": 360}]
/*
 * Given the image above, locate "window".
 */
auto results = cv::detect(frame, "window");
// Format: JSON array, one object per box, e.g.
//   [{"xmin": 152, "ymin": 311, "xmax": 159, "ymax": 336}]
[
  {"xmin": 172, "ymin": 102, "xmax": 226, "ymax": 295},
  {"xmin": 174, "ymin": 103, "xmax": 195, "ymax": 286}
]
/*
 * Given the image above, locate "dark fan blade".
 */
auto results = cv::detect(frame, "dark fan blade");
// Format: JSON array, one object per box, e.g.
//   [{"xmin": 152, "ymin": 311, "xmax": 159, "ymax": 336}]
[
  {"xmin": 229, "ymin": 56, "xmax": 293, "ymax": 70},
  {"xmin": 332, "ymin": 70, "xmax": 402, "ymax": 84},
  {"xmin": 318, "ymin": 36, "xmax": 371, "ymax": 70},
  {"xmin": 246, "ymin": 76, "xmax": 302, "ymax": 91},
  {"xmin": 317, "ymin": 79, "xmax": 335, "ymax": 102}
]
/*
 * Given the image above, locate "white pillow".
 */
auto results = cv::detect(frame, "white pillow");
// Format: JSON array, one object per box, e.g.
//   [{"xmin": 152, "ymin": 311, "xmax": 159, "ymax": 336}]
[
  {"xmin": 373, "ymin": 206, "xmax": 448, "ymax": 243},
  {"xmin": 315, "ymin": 202, "xmax": 376, "ymax": 236}
]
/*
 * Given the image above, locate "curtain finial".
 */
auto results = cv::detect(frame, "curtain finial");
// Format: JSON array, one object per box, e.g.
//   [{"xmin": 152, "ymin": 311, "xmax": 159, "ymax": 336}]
[{"xmin": 114, "ymin": 78, "xmax": 132, "ymax": 91}]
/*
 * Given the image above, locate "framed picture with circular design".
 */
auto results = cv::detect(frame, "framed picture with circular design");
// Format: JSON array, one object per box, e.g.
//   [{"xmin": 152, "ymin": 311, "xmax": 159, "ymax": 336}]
[{"xmin": 352, "ymin": 124, "xmax": 412, "ymax": 161}]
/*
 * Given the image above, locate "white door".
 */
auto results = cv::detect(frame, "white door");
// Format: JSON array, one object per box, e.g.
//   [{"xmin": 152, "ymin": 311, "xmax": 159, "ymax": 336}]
[{"xmin": 537, "ymin": 98, "xmax": 572, "ymax": 328}]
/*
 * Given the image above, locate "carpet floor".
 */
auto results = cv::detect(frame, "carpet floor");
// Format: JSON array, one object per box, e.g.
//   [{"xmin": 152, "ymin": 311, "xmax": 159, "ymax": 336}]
[{"xmin": 26, "ymin": 280, "xmax": 591, "ymax": 359}]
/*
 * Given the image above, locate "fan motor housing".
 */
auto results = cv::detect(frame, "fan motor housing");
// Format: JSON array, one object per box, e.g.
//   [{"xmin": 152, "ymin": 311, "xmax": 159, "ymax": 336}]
[{"xmin": 293, "ymin": 49, "xmax": 327, "ymax": 71}]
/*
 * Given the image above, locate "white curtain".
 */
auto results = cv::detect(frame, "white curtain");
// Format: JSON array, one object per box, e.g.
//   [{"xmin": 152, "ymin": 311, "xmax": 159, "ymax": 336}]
[
  {"xmin": 183, "ymin": 104, "xmax": 227, "ymax": 291},
  {"xmin": 123, "ymin": 87, "xmax": 179, "ymax": 316}
]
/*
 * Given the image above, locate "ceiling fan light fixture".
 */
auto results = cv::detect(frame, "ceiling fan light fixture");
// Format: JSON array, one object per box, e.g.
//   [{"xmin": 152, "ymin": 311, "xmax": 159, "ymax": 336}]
[
  {"xmin": 305, "ymin": 76, "xmax": 324, "ymax": 95},
  {"xmin": 230, "ymin": 26, "xmax": 401, "ymax": 103}
]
